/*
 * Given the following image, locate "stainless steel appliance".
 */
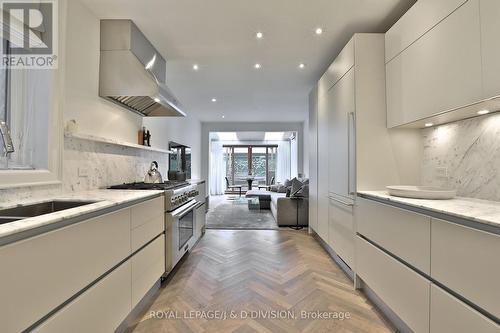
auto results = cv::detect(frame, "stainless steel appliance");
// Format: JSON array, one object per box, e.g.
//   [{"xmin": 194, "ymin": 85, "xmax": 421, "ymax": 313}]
[
  {"xmin": 99, "ymin": 19, "xmax": 185, "ymax": 117},
  {"xmin": 108, "ymin": 181, "xmax": 199, "ymax": 274}
]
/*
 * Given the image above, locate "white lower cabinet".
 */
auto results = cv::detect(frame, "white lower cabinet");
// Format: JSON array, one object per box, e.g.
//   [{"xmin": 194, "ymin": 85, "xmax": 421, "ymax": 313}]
[
  {"xmin": 131, "ymin": 236, "xmax": 165, "ymax": 308},
  {"xmin": 356, "ymin": 236, "xmax": 430, "ymax": 333},
  {"xmin": 328, "ymin": 199, "xmax": 354, "ymax": 268},
  {"xmin": 0, "ymin": 208, "xmax": 131, "ymax": 333},
  {"xmin": 34, "ymin": 261, "xmax": 132, "ymax": 333},
  {"xmin": 430, "ymin": 284, "xmax": 500, "ymax": 333},
  {"xmin": 130, "ymin": 197, "xmax": 165, "ymax": 252},
  {"xmin": 356, "ymin": 198, "xmax": 431, "ymax": 274},
  {"xmin": 431, "ymin": 218, "xmax": 500, "ymax": 318}
]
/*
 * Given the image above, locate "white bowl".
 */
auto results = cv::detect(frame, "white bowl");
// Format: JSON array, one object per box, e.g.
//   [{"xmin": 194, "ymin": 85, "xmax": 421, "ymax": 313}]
[{"xmin": 386, "ymin": 185, "xmax": 456, "ymax": 200}]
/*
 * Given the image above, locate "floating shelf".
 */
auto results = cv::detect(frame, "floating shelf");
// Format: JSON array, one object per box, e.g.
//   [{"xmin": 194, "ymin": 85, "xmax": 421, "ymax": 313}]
[{"xmin": 65, "ymin": 132, "xmax": 173, "ymax": 154}]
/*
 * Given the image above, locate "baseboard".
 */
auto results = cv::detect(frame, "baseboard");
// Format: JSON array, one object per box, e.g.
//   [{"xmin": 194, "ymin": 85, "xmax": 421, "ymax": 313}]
[
  {"xmin": 358, "ymin": 280, "xmax": 412, "ymax": 333},
  {"xmin": 118, "ymin": 280, "xmax": 161, "ymax": 333},
  {"xmin": 312, "ymin": 232, "xmax": 354, "ymax": 281},
  {"xmin": 311, "ymin": 231, "xmax": 411, "ymax": 333}
]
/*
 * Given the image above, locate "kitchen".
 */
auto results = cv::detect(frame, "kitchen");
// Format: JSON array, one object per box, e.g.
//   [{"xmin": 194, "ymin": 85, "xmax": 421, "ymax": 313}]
[
  {"xmin": 0, "ymin": 0, "xmax": 499, "ymax": 332},
  {"xmin": 309, "ymin": 0, "xmax": 500, "ymax": 332}
]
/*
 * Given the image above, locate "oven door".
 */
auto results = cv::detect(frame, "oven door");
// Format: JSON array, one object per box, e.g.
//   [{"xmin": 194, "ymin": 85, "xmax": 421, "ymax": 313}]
[
  {"xmin": 166, "ymin": 200, "xmax": 198, "ymax": 273},
  {"xmin": 177, "ymin": 205, "xmax": 194, "ymax": 250}
]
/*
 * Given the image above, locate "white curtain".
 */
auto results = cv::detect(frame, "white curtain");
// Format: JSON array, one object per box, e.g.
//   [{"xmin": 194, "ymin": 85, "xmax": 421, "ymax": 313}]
[
  {"xmin": 290, "ymin": 135, "xmax": 298, "ymax": 178},
  {"xmin": 210, "ymin": 141, "xmax": 226, "ymax": 195},
  {"xmin": 276, "ymin": 141, "xmax": 291, "ymax": 184}
]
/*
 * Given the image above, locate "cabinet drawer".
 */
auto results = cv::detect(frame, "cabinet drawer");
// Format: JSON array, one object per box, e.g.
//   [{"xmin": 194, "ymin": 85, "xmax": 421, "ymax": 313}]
[
  {"xmin": 0, "ymin": 208, "xmax": 131, "ymax": 333},
  {"xmin": 131, "ymin": 236, "xmax": 165, "ymax": 307},
  {"xmin": 385, "ymin": 0, "xmax": 467, "ymax": 62},
  {"xmin": 356, "ymin": 198, "xmax": 431, "ymax": 274},
  {"xmin": 430, "ymin": 284, "xmax": 499, "ymax": 333},
  {"xmin": 130, "ymin": 196, "xmax": 164, "ymax": 229},
  {"xmin": 34, "ymin": 261, "xmax": 132, "ymax": 333},
  {"xmin": 131, "ymin": 214, "xmax": 164, "ymax": 252},
  {"xmin": 356, "ymin": 236, "xmax": 430, "ymax": 333},
  {"xmin": 328, "ymin": 200, "xmax": 354, "ymax": 267},
  {"xmin": 431, "ymin": 219, "xmax": 500, "ymax": 318}
]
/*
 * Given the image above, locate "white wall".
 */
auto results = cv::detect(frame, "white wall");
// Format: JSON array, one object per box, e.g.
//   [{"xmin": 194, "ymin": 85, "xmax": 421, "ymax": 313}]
[
  {"xmin": 0, "ymin": 0, "xmax": 202, "ymax": 202},
  {"xmin": 64, "ymin": 0, "xmax": 143, "ymax": 143},
  {"xmin": 143, "ymin": 116, "xmax": 201, "ymax": 179}
]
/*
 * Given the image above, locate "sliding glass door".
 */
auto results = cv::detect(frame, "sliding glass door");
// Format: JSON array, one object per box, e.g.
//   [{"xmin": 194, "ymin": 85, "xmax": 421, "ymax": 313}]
[{"xmin": 223, "ymin": 145, "xmax": 277, "ymax": 191}]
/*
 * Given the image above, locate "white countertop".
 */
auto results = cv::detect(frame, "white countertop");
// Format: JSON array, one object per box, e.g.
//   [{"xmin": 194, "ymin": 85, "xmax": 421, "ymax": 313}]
[
  {"xmin": 0, "ymin": 190, "xmax": 164, "ymax": 241},
  {"xmin": 358, "ymin": 191, "xmax": 500, "ymax": 229}
]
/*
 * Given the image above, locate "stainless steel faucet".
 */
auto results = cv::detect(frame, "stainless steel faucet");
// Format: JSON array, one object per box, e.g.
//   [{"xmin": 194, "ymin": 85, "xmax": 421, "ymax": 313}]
[{"xmin": 0, "ymin": 121, "xmax": 14, "ymax": 156}]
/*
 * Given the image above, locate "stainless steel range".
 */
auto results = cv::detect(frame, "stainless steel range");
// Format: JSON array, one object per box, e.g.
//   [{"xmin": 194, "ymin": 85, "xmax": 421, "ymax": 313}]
[{"xmin": 108, "ymin": 180, "xmax": 199, "ymax": 274}]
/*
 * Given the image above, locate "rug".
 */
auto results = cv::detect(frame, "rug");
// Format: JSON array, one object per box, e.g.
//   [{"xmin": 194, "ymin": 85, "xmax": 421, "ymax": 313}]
[{"xmin": 206, "ymin": 196, "xmax": 278, "ymax": 230}]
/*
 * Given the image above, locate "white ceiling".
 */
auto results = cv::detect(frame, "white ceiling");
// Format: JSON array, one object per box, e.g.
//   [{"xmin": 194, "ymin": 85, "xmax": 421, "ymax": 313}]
[
  {"xmin": 210, "ymin": 131, "xmax": 294, "ymax": 141},
  {"xmin": 81, "ymin": 0, "xmax": 415, "ymax": 122}
]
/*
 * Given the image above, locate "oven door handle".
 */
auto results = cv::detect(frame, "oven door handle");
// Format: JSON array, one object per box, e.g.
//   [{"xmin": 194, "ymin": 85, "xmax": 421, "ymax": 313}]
[{"xmin": 171, "ymin": 200, "xmax": 198, "ymax": 218}]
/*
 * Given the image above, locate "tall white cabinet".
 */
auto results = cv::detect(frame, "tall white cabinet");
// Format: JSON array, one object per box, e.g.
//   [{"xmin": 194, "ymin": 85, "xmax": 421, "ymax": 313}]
[{"xmin": 310, "ymin": 34, "xmax": 413, "ymax": 269}]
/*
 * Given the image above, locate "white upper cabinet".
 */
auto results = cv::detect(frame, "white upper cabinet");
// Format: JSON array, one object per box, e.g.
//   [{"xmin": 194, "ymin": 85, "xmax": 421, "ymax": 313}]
[
  {"xmin": 479, "ymin": 0, "xmax": 500, "ymax": 99},
  {"xmin": 386, "ymin": 0, "xmax": 483, "ymax": 128},
  {"xmin": 385, "ymin": 0, "xmax": 467, "ymax": 62}
]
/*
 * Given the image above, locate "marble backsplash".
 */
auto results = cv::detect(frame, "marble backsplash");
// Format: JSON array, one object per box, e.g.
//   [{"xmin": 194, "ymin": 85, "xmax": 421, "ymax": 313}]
[
  {"xmin": 63, "ymin": 137, "xmax": 168, "ymax": 192},
  {"xmin": 0, "ymin": 136, "xmax": 169, "ymax": 203},
  {"xmin": 421, "ymin": 112, "xmax": 500, "ymax": 201}
]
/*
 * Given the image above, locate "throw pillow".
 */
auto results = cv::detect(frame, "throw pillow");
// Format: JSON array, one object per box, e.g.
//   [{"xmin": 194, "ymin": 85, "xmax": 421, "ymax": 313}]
[
  {"xmin": 290, "ymin": 178, "xmax": 304, "ymax": 197},
  {"xmin": 284, "ymin": 179, "xmax": 292, "ymax": 187},
  {"xmin": 277, "ymin": 184, "xmax": 288, "ymax": 193},
  {"xmin": 269, "ymin": 185, "xmax": 279, "ymax": 192}
]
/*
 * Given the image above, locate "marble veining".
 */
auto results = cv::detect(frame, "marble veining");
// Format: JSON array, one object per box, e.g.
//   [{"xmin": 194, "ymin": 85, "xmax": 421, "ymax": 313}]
[
  {"xmin": 63, "ymin": 136, "xmax": 169, "ymax": 192},
  {"xmin": 421, "ymin": 113, "xmax": 500, "ymax": 201},
  {"xmin": 0, "ymin": 189, "xmax": 164, "ymax": 240},
  {"xmin": 0, "ymin": 136, "xmax": 169, "ymax": 203},
  {"xmin": 359, "ymin": 191, "xmax": 500, "ymax": 229}
]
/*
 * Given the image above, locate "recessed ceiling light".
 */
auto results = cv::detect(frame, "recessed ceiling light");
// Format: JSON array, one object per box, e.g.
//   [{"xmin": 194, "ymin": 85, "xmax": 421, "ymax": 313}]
[
  {"xmin": 254, "ymin": 63, "xmax": 261, "ymax": 69},
  {"xmin": 154, "ymin": 97, "xmax": 160, "ymax": 103},
  {"xmin": 424, "ymin": 123, "xmax": 434, "ymax": 127},
  {"xmin": 211, "ymin": 98, "xmax": 217, "ymax": 102},
  {"xmin": 193, "ymin": 64, "xmax": 199, "ymax": 70},
  {"xmin": 256, "ymin": 32, "xmax": 263, "ymax": 39},
  {"xmin": 222, "ymin": 115, "xmax": 225, "ymax": 119},
  {"xmin": 477, "ymin": 109, "xmax": 490, "ymax": 115},
  {"xmin": 299, "ymin": 63, "xmax": 305, "ymax": 69},
  {"xmin": 315, "ymin": 28, "xmax": 323, "ymax": 35}
]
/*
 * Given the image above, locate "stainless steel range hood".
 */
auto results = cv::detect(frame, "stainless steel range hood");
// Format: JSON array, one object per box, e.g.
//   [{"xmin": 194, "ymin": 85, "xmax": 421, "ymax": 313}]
[{"xmin": 99, "ymin": 20, "xmax": 186, "ymax": 117}]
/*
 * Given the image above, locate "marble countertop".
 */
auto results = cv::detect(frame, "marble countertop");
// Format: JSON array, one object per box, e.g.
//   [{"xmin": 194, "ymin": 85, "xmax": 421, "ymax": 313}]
[
  {"xmin": 358, "ymin": 191, "xmax": 500, "ymax": 228},
  {"xmin": 0, "ymin": 189, "xmax": 164, "ymax": 241}
]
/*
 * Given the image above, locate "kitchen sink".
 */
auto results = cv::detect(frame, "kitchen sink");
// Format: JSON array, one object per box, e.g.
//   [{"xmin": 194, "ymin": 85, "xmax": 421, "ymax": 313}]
[{"xmin": 0, "ymin": 200, "xmax": 97, "ymax": 220}]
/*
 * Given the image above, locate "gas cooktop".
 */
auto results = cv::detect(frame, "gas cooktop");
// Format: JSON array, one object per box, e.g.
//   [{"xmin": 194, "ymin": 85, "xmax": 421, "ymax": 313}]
[{"xmin": 108, "ymin": 181, "xmax": 189, "ymax": 191}]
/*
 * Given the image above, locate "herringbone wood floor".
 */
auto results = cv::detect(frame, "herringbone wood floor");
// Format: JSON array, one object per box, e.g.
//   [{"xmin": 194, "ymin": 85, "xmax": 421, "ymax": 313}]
[{"xmin": 128, "ymin": 230, "xmax": 394, "ymax": 333}]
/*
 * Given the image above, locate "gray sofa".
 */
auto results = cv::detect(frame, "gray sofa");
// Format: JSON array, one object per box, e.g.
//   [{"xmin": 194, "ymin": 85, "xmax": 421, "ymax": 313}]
[{"xmin": 246, "ymin": 189, "xmax": 308, "ymax": 227}]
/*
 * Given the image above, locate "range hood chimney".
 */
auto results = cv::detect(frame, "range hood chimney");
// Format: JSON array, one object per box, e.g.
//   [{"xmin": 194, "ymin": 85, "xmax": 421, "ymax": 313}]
[{"xmin": 99, "ymin": 20, "xmax": 185, "ymax": 117}]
